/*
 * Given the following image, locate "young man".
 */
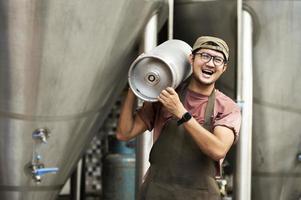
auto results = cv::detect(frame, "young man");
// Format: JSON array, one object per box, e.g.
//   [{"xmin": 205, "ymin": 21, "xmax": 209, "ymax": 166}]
[{"xmin": 116, "ymin": 36, "xmax": 241, "ymax": 200}]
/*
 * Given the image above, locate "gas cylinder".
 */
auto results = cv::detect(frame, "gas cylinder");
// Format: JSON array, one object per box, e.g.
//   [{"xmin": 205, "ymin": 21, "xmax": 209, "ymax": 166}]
[
  {"xmin": 102, "ymin": 153, "xmax": 135, "ymax": 200},
  {"xmin": 102, "ymin": 138, "xmax": 136, "ymax": 200}
]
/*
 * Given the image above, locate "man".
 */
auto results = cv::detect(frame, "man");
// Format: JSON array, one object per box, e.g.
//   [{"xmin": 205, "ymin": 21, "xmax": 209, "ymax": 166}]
[{"xmin": 116, "ymin": 36, "xmax": 241, "ymax": 200}]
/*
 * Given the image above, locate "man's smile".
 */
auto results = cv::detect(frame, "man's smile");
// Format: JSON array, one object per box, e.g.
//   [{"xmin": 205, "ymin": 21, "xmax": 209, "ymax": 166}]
[{"xmin": 201, "ymin": 68, "xmax": 214, "ymax": 78}]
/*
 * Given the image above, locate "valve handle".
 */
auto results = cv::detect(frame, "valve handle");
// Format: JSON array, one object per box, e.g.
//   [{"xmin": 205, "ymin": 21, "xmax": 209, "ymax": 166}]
[{"xmin": 34, "ymin": 167, "xmax": 59, "ymax": 176}]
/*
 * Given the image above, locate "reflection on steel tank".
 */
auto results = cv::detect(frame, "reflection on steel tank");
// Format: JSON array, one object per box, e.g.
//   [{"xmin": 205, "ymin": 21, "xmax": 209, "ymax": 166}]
[{"xmin": 0, "ymin": 0, "xmax": 168, "ymax": 200}]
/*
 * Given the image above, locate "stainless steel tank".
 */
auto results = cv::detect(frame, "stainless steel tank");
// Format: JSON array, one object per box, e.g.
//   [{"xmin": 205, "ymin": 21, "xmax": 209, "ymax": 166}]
[
  {"xmin": 0, "ymin": 0, "xmax": 168, "ymax": 200},
  {"xmin": 128, "ymin": 39, "xmax": 192, "ymax": 102},
  {"xmin": 244, "ymin": 1, "xmax": 301, "ymax": 199}
]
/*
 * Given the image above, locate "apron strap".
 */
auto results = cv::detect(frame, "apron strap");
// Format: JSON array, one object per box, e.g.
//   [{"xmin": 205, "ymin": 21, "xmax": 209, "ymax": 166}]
[
  {"xmin": 203, "ymin": 89, "xmax": 215, "ymax": 130},
  {"xmin": 178, "ymin": 82, "xmax": 215, "ymax": 131},
  {"xmin": 178, "ymin": 81, "xmax": 189, "ymax": 103}
]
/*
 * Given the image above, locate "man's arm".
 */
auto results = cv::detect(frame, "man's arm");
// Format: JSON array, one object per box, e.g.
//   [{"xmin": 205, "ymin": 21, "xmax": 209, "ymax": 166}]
[
  {"xmin": 158, "ymin": 87, "xmax": 234, "ymax": 161},
  {"xmin": 183, "ymin": 120, "xmax": 234, "ymax": 161},
  {"xmin": 116, "ymin": 88, "xmax": 148, "ymax": 141}
]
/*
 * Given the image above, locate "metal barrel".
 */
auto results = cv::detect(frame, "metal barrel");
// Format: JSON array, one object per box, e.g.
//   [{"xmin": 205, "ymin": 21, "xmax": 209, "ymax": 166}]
[{"xmin": 128, "ymin": 39, "xmax": 192, "ymax": 102}]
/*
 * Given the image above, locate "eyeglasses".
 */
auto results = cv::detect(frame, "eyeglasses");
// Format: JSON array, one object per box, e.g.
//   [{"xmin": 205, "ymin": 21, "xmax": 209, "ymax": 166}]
[{"xmin": 195, "ymin": 52, "xmax": 226, "ymax": 67}]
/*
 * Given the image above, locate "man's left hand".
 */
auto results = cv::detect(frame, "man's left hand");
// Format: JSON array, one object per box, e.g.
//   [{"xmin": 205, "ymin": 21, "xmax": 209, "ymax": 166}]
[{"xmin": 157, "ymin": 87, "xmax": 187, "ymax": 119}]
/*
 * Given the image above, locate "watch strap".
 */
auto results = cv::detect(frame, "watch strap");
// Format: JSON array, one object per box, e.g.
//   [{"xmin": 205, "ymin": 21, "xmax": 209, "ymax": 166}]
[{"xmin": 177, "ymin": 112, "xmax": 192, "ymax": 126}]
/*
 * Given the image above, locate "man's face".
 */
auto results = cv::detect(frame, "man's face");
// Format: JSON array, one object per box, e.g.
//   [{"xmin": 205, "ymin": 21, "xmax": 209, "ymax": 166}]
[{"xmin": 189, "ymin": 48, "xmax": 227, "ymax": 86}]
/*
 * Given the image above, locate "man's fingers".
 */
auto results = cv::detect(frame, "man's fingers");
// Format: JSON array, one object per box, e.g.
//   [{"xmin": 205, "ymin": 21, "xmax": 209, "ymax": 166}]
[
  {"xmin": 160, "ymin": 90, "xmax": 170, "ymax": 97},
  {"xmin": 157, "ymin": 95, "xmax": 166, "ymax": 104},
  {"xmin": 158, "ymin": 93, "xmax": 167, "ymax": 101},
  {"xmin": 159, "ymin": 91, "xmax": 172, "ymax": 101},
  {"xmin": 161, "ymin": 88, "xmax": 176, "ymax": 97},
  {"xmin": 166, "ymin": 87, "xmax": 176, "ymax": 94},
  {"xmin": 158, "ymin": 88, "xmax": 178, "ymax": 105}
]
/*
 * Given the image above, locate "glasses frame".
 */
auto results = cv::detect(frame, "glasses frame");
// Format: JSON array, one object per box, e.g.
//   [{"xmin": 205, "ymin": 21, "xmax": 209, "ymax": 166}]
[{"xmin": 194, "ymin": 52, "xmax": 226, "ymax": 67}]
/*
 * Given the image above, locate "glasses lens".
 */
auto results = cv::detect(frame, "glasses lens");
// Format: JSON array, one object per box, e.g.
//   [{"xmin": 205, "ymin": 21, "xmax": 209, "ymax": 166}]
[
  {"xmin": 213, "ymin": 57, "xmax": 224, "ymax": 66},
  {"xmin": 200, "ymin": 53, "xmax": 211, "ymax": 62}
]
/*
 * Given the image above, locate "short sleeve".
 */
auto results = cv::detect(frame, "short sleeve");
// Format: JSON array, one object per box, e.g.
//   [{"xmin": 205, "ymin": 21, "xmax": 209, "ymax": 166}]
[
  {"xmin": 213, "ymin": 103, "xmax": 241, "ymax": 143},
  {"xmin": 137, "ymin": 102, "xmax": 158, "ymax": 131}
]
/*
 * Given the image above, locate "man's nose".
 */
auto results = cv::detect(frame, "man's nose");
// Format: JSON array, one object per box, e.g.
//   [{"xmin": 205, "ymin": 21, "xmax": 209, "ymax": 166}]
[{"xmin": 206, "ymin": 58, "xmax": 215, "ymax": 67}]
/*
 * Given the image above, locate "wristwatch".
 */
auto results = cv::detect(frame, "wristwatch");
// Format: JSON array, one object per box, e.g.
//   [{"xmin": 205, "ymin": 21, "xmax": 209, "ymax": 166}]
[{"xmin": 177, "ymin": 112, "xmax": 192, "ymax": 126}]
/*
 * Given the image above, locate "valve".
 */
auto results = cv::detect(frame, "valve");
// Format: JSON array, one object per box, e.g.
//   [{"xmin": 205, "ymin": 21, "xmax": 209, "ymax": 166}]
[
  {"xmin": 32, "ymin": 167, "xmax": 59, "ymax": 183},
  {"xmin": 33, "ymin": 167, "xmax": 59, "ymax": 176},
  {"xmin": 30, "ymin": 154, "xmax": 59, "ymax": 183},
  {"xmin": 32, "ymin": 128, "xmax": 50, "ymax": 143}
]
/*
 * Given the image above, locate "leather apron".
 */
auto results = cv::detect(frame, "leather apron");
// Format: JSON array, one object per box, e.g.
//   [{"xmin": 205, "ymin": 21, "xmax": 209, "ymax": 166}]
[{"xmin": 138, "ymin": 88, "xmax": 221, "ymax": 200}]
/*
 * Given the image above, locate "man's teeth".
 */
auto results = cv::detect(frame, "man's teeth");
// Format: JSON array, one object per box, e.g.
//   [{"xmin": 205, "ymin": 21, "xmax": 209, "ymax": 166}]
[{"xmin": 202, "ymin": 69, "xmax": 214, "ymax": 75}]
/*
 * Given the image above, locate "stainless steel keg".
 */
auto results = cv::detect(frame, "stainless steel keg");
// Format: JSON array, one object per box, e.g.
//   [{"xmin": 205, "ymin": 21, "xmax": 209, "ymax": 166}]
[{"xmin": 128, "ymin": 39, "xmax": 192, "ymax": 102}]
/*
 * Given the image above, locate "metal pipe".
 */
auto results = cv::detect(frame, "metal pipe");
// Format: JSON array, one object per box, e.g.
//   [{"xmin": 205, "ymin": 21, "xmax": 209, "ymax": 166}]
[
  {"xmin": 235, "ymin": 9, "xmax": 253, "ymax": 200},
  {"xmin": 136, "ymin": 13, "xmax": 158, "ymax": 196},
  {"xmin": 168, "ymin": 0, "xmax": 174, "ymax": 39},
  {"xmin": 236, "ymin": 0, "xmax": 243, "ymax": 101}
]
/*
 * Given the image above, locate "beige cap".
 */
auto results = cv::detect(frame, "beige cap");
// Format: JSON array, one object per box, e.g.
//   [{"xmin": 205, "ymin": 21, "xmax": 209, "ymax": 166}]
[{"xmin": 192, "ymin": 36, "xmax": 229, "ymax": 61}]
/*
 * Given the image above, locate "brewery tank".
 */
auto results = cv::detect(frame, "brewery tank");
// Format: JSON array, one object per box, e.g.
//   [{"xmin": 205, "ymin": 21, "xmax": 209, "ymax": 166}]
[
  {"xmin": 0, "ymin": 0, "xmax": 168, "ymax": 199},
  {"xmin": 245, "ymin": 1, "xmax": 301, "ymax": 199}
]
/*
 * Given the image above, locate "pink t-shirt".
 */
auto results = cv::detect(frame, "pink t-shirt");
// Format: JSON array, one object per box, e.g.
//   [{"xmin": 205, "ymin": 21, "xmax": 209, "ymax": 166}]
[{"xmin": 137, "ymin": 89, "xmax": 241, "ymax": 143}]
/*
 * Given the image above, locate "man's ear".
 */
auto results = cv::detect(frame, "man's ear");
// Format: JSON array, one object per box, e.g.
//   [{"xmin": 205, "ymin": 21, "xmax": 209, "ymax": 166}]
[{"xmin": 222, "ymin": 64, "xmax": 228, "ymax": 72}]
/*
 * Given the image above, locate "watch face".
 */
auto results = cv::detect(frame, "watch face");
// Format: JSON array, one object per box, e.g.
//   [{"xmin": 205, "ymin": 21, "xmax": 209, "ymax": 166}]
[{"xmin": 183, "ymin": 112, "xmax": 192, "ymax": 121}]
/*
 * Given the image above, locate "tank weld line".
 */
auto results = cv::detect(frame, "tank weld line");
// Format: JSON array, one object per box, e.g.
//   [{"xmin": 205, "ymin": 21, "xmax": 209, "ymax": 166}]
[
  {"xmin": 0, "ymin": 108, "xmax": 102, "ymax": 122},
  {"xmin": 253, "ymin": 171, "xmax": 301, "ymax": 177},
  {"xmin": 0, "ymin": 184, "xmax": 63, "ymax": 191},
  {"xmin": 254, "ymin": 98, "xmax": 301, "ymax": 115}
]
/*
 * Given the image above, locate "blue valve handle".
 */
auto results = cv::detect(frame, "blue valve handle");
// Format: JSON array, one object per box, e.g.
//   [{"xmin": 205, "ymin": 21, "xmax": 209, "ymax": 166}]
[
  {"xmin": 34, "ymin": 168, "xmax": 59, "ymax": 176},
  {"xmin": 32, "ymin": 132, "xmax": 48, "ymax": 143}
]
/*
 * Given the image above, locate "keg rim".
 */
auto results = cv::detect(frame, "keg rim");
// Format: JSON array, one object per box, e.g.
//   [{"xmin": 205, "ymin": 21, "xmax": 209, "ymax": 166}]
[{"xmin": 128, "ymin": 54, "xmax": 177, "ymax": 102}]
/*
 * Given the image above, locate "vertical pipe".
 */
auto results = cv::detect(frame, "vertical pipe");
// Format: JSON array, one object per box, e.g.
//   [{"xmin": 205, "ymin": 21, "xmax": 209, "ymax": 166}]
[
  {"xmin": 235, "ymin": 9, "xmax": 253, "ymax": 200},
  {"xmin": 237, "ymin": 0, "xmax": 243, "ymax": 101},
  {"xmin": 76, "ymin": 159, "xmax": 83, "ymax": 200},
  {"xmin": 135, "ymin": 13, "xmax": 158, "ymax": 197},
  {"xmin": 168, "ymin": 0, "xmax": 174, "ymax": 40}
]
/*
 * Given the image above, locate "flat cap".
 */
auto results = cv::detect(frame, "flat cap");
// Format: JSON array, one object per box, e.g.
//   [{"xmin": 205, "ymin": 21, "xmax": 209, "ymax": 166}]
[{"xmin": 192, "ymin": 36, "xmax": 229, "ymax": 61}]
